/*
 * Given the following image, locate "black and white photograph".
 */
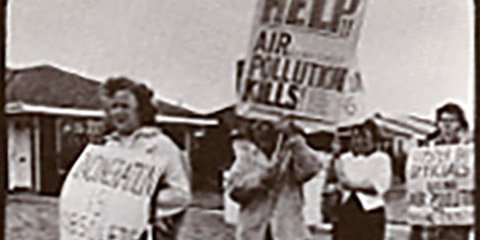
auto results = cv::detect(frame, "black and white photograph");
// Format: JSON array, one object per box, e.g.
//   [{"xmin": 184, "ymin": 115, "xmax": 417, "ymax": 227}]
[{"xmin": 2, "ymin": 0, "xmax": 475, "ymax": 239}]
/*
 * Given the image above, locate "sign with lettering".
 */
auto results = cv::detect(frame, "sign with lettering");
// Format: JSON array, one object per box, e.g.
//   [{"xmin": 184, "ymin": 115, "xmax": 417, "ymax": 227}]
[
  {"xmin": 406, "ymin": 144, "xmax": 474, "ymax": 226},
  {"xmin": 59, "ymin": 144, "xmax": 164, "ymax": 240},
  {"xmin": 236, "ymin": 0, "xmax": 368, "ymax": 127}
]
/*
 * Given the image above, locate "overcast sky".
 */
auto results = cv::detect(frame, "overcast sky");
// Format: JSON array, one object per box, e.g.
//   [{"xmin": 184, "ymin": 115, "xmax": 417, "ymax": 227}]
[{"xmin": 7, "ymin": 0, "xmax": 474, "ymax": 124}]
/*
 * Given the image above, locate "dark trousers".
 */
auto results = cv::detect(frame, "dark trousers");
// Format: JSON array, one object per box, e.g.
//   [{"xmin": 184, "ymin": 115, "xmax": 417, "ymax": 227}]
[
  {"xmin": 138, "ymin": 211, "xmax": 186, "ymax": 240},
  {"xmin": 409, "ymin": 225, "xmax": 471, "ymax": 240},
  {"xmin": 333, "ymin": 194, "xmax": 386, "ymax": 240},
  {"xmin": 265, "ymin": 224, "xmax": 274, "ymax": 240}
]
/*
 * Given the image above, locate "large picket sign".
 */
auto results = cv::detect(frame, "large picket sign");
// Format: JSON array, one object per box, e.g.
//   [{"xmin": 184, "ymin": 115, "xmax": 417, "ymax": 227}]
[
  {"xmin": 59, "ymin": 144, "xmax": 164, "ymax": 240},
  {"xmin": 406, "ymin": 144, "xmax": 474, "ymax": 226},
  {"xmin": 236, "ymin": 0, "xmax": 368, "ymax": 128}
]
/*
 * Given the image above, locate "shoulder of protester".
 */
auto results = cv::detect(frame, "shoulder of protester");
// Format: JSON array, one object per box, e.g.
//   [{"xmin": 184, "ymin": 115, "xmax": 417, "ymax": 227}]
[
  {"xmin": 461, "ymin": 130, "xmax": 474, "ymax": 143},
  {"xmin": 232, "ymin": 138, "xmax": 257, "ymax": 152},
  {"xmin": 372, "ymin": 151, "xmax": 390, "ymax": 159},
  {"xmin": 285, "ymin": 134, "xmax": 306, "ymax": 147},
  {"xmin": 113, "ymin": 126, "xmax": 181, "ymax": 151},
  {"xmin": 132, "ymin": 126, "xmax": 164, "ymax": 139},
  {"xmin": 103, "ymin": 126, "xmax": 164, "ymax": 142},
  {"xmin": 135, "ymin": 126, "xmax": 181, "ymax": 148}
]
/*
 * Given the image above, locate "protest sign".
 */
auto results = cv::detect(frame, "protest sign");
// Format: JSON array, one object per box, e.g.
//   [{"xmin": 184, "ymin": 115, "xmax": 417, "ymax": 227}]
[
  {"xmin": 59, "ymin": 144, "xmax": 164, "ymax": 240},
  {"xmin": 236, "ymin": 0, "xmax": 368, "ymax": 129},
  {"xmin": 406, "ymin": 144, "xmax": 474, "ymax": 226}
]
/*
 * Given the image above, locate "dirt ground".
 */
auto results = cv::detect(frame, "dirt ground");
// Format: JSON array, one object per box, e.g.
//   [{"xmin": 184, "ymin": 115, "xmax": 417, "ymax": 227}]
[{"xmin": 6, "ymin": 191, "xmax": 409, "ymax": 240}]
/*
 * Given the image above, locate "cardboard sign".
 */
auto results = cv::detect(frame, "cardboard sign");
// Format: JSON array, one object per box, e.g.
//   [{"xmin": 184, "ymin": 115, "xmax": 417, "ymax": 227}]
[
  {"xmin": 59, "ymin": 144, "xmax": 164, "ymax": 240},
  {"xmin": 406, "ymin": 144, "xmax": 474, "ymax": 226},
  {"xmin": 236, "ymin": 0, "xmax": 368, "ymax": 128}
]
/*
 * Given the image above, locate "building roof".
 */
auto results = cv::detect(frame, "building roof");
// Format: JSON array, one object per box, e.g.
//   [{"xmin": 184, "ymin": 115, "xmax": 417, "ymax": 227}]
[
  {"xmin": 153, "ymin": 99, "xmax": 201, "ymax": 117},
  {"xmin": 6, "ymin": 64, "xmax": 205, "ymax": 117},
  {"xmin": 372, "ymin": 113, "xmax": 437, "ymax": 139},
  {"xmin": 6, "ymin": 65, "xmax": 101, "ymax": 109},
  {"xmin": 5, "ymin": 102, "xmax": 218, "ymax": 126}
]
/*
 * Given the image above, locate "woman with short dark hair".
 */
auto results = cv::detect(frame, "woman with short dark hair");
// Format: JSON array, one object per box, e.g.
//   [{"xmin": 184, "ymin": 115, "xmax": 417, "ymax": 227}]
[
  {"xmin": 333, "ymin": 120, "xmax": 392, "ymax": 240},
  {"xmin": 103, "ymin": 77, "xmax": 191, "ymax": 240},
  {"xmin": 60, "ymin": 77, "xmax": 191, "ymax": 240},
  {"xmin": 100, "ymin": 77, "xmax": 157, "ymax": 131}
]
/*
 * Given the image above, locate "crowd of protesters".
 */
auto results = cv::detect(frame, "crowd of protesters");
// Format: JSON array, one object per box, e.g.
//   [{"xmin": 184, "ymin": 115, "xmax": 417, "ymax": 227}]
[
  {"xmin": 224, "ymin": 102, "xmax": 472, "ymax": 240},
  {"xmin": 58, "ymin": 75, "xmax": 472, "ymax": 240}
]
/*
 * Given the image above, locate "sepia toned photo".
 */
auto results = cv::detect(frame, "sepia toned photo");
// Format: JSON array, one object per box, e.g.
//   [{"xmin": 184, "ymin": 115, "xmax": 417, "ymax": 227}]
[{"xmin": 3, "ymin": 0, "xmax": 475, "ymax": 239}]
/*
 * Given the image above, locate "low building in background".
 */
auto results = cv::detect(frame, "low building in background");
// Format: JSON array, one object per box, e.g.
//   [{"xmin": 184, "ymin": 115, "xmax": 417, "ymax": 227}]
[{"xmin": 5, "ymin": 65, "xmax": 217, "ymax": 195}]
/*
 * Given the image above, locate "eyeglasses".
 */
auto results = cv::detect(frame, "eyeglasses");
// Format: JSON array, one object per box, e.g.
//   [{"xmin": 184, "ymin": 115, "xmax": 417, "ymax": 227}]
[{"xmin": 438, "ymin": 118, "xmax": 459, "ymax": 123}]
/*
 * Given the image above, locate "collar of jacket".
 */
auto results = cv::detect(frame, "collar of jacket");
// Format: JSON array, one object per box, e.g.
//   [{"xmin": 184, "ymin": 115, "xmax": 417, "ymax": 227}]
[{"xmin": 106, "ymin": 126, "xmax": 160, "ymax": 143}]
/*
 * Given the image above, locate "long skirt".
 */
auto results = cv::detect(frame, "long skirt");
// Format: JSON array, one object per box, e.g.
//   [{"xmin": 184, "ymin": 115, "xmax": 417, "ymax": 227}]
[{"xmin": 333, "ymin": 194, "xmax": 386, "ymax": 240}]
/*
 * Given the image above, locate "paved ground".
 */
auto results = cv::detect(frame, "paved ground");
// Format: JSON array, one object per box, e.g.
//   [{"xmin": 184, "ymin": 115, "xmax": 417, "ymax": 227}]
[
  {"xmin": 6, "ymin": 193, "xmax": 58, "ymax": 240},
  {"xmin": 6, "ymin": 190, "xmax": 410, "ymax": 240}
]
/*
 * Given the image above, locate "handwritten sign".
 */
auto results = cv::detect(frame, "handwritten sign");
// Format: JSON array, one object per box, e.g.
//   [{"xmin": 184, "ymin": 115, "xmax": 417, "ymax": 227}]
[
  {"xmin": 59, "ymin": 144, "xmax": 164, "ymax": 240},
  {"xmin": 406, "ymin": 144, "xmax": 474, "ymax": 226},
  {"xmin": 236, "ymin": 0, "xmax": 368, "ymax": 127}
]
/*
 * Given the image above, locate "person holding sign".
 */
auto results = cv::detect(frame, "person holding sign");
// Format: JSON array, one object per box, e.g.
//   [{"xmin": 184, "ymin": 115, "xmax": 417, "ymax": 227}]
[
  {"xmin": 60, "ymin": 77, "xmax": 191, "ymax": 240},
  {"xmin": 425, "ymin": 103, "xmax": 471, "ymax": 146},
  {"xmin": 226, "ymin": 118, "xmax": 324, "ymax": 240},
  {"xmin": 333, "ymin": 120, "xmax": 392, "ymax": 240},
  {"xmin": 409, "ymin": 102, "xmax": 472, "ymax": 240}
]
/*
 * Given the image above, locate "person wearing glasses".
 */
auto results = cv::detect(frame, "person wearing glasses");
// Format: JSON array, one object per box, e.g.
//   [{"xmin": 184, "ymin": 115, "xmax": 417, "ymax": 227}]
[{"xmin": 409, "ymin": 102, "xmax": 472, "ymax": 240}]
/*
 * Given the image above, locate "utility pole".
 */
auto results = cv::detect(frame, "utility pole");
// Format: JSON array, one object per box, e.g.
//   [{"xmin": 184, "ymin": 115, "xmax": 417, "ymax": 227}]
[{"xmin": 0, "ymin": 0, "xmax": 7, "ymax": 239}]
